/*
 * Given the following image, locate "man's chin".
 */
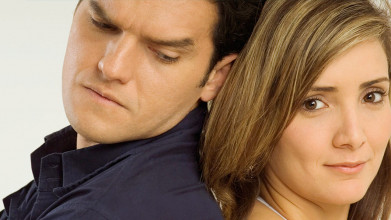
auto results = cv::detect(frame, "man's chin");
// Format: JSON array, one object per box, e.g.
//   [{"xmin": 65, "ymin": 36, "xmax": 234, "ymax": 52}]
[{"xmin": 73, "ymin": 126, "xmax": 125, "ymax": 149}]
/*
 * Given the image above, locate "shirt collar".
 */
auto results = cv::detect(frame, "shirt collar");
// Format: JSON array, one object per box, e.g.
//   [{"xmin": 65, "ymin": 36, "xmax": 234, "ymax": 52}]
[
  {"xmin": 30, "ymin": 102, "xmax": 207, "ymax": 187},
  {"xmin": 30, "ymin": 126, "xmax": 77, "ymax": 184}
]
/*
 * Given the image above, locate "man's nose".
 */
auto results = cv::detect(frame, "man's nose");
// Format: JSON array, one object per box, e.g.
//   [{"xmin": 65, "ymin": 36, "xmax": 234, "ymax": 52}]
[
  {"xmin": 98, "ymin": 36, "xmax": 136, "ymax": 84},
  {"xmin": 332, "ymin": 107, "xmax": 367, "ymax": 150}
]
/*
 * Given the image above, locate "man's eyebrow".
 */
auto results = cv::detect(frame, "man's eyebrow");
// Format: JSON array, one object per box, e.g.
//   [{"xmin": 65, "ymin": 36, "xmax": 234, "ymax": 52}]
[
  {"xmin": 89, "ymin": 0, "xmax": 113, "ymax": 24},
  {"xmin": 359, "ymin": 77, "xmax": 390, "ymax": 89},
  {"xmin": 144, "ymin": 37, "xmax": 195, "ymax": 49}
]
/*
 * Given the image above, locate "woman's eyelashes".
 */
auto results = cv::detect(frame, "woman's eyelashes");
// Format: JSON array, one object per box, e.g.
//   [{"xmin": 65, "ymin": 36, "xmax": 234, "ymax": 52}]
[
  {"xmin": 301, "ymin": 87, "xmax": 389, "ymax": 113},
  {"xmin": 302, "ymin": 96, "xmax": 328, "ymax": 112},
  {"xmin": 362, "ymin": 88, "xmax": 388, "ymax": 104}
]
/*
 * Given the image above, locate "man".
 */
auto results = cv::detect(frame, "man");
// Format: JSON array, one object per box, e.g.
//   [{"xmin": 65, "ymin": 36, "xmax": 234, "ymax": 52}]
[{"xmin": 1, "ymin": 0, "xmax": 263, "ymax": 219}]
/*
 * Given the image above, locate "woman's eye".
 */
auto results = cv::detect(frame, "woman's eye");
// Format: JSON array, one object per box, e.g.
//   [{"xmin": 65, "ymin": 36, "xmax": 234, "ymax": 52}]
[
  {"xmin": 363, "ymin": 91, "xmax": 384, "ymax": 103},
  {"xmin": 303, "ymin": 99, "xmax": 326, "ymax": 111}
]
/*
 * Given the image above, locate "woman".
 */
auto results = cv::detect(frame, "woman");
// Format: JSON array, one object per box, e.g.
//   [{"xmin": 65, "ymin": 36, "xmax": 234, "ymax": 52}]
[{"xmin": 201, "ymin": 0, "xmax": 391, "ymax": 219}]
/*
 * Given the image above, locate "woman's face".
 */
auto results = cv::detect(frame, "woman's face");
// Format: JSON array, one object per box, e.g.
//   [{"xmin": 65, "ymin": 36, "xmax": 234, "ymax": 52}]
[{"xmin": 267, "ymin": 39, "xmax": 391, "ymax": 206}]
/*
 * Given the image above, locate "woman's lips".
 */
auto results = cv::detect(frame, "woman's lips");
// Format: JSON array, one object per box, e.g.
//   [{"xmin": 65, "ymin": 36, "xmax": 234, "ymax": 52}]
[{"xmin": 324, "ymin": 162, "xmax": 366, "ymax": 174}]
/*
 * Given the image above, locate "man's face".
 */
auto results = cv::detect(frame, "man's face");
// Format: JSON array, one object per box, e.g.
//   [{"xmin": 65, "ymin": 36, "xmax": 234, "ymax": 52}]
[{"xmin": 62, "ymin": 0, "xmax": 219, "ymax": 148}]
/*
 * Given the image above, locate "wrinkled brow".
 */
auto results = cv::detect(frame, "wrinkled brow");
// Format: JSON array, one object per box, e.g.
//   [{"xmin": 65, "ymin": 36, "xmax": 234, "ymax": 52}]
[{"xmin": 144, "ymin": 37, "xmax": 195, "ymax": 50}]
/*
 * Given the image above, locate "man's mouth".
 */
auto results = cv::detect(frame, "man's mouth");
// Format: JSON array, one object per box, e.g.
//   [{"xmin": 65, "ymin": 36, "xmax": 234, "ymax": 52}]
[{"xmin": 84, "ymin": 86, "xmax": 124, "ymax": 108}]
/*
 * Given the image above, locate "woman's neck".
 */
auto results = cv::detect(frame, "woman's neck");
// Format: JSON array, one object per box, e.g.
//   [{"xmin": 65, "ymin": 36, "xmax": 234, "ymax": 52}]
[{"xmin": 259, "ymin": 170, "xmax": 350, "ymax": 220}]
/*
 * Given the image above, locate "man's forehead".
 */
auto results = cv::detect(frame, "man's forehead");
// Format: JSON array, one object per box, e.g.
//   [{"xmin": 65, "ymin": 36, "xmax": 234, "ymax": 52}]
[
  {"xmin": 86, "ymin": 0, "xmax": 217, "ymax": 26},
  {"xmin": 83, "ymin": 0, "xmax": 217, "ymax": 43}
]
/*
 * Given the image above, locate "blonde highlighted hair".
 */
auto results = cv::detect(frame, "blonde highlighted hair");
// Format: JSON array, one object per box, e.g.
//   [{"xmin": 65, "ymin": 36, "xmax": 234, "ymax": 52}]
[{"xmin": 201, "ymin": 0, "xmax": 391, "ymax": 219}]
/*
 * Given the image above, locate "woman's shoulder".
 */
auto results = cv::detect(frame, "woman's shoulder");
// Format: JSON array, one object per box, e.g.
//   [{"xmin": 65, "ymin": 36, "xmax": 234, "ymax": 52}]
[{"xmin": 247, "ymin": 199, "xmax": 285, "ymax": 220}]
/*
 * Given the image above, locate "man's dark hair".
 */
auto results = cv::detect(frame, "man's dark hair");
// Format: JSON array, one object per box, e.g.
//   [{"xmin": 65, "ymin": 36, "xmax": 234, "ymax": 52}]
[
  {"xmin": 203, "ymin": 0, "xmax": 264, "ymax": 85},
  {"xmin": 76, "ymin": 0, "xmax": 265, "ymax": 85}
]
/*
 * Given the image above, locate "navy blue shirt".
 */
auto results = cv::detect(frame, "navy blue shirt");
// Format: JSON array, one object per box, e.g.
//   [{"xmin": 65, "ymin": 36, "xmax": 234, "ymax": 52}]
[{"xmin": 0, "ymin": 104, "xmax": 223, "ymax": 220}]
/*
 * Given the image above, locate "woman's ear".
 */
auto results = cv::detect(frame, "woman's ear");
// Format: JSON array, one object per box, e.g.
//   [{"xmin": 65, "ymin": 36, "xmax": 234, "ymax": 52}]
[{"xmin": 200, "ymin": 53, "xmax": 237, "ymax": 102}]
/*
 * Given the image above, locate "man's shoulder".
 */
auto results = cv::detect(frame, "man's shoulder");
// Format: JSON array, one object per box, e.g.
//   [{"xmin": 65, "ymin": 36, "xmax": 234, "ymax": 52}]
[
  {"xmin": 41, "ymin": 152, "xmax": 223, "ymax": 219},
  {"xmin": 42, "ymin": 199, "xmax": 223, "ymax": 220},
  {"xmin": 1, "ymin": 181, "xmax": 37, "ymax": 220},
  {"xmin": 43, "ymin": 176, "xmax": 223, "ymax": 220}
]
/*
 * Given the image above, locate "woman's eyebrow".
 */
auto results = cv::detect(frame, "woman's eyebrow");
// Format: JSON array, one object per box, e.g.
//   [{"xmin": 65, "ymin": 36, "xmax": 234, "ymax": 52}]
[
  {"xmin": 310, "ymin": 77, "xmax": 390, "ymax": 92},
  {"xmin": 359, "ymin": 77, "xmax": 390, "ymax": 89},
  {"xmin": 310, "ymin": 87, "xmax": 337, "ymax": 92}
]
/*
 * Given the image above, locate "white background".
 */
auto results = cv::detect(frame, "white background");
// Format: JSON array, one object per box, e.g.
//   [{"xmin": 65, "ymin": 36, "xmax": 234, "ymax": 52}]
[
  {"xmin": 0, "ymin": 0, "xmax": 388, "ymax": 213},
  {"xmin": 0, "ymin": 0, "xmax": 78, "ymax": 210}
]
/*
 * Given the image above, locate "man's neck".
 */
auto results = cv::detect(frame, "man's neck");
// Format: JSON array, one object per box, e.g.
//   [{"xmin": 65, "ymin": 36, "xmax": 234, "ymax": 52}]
[{"xmin": 76, "ymin": 134, "xmax": 98, "ymax": 149}]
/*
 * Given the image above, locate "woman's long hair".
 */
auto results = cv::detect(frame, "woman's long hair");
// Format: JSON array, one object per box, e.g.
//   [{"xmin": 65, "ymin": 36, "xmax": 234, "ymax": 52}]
[{"xmin": 201, "ymin": 1, "xmax": 391, "ymax": 219}]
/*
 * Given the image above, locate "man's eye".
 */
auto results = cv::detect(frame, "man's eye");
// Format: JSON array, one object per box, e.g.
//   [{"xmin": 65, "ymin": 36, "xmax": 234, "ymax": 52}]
[
  {"xmin": 90, "ymin": 17, "xmax": 117, "ymax": 31},
  {"xmin": 148, "ymin": 47, "xmax": 179, "ymax": 64},
  {"xmin": 363, "ymin": 91, "xmax": 386, "ymax": 103},
  {"xmin": 302, "ymin": 98, "xmax": 327, "ymax": 111},
  {"xmin": 156, "ymin": 52, "xmax": 178, "ymax": 64}
]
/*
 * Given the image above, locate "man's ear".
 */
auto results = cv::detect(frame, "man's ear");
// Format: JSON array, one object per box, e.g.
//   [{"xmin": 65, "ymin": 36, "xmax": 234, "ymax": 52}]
[{"xmin": 200, "ymin": 53, "xmax": 237, "ymax": 102}]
